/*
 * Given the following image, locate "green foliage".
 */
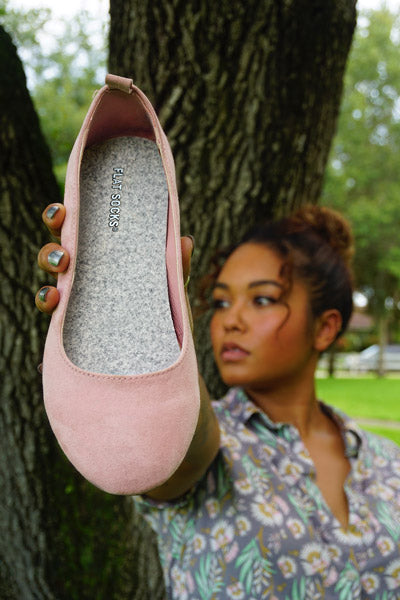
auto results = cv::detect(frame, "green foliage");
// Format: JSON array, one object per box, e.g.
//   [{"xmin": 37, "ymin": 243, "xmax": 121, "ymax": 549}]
[
  {"xmin": 0, "ymin": 1, "xmax": 51, "ymax": 57},
  {"xmin": 322, "ymin": 6, "xmax": 400, "ymax": 322},
  {"xmin": 0, "ymin": 0, "xmax": 107, "ymax": 186}
]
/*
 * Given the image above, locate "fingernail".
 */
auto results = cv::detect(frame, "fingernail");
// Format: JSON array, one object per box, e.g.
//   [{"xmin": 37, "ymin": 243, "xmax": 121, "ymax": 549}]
[
  {"xmin": 38, "ymin": 287, "xmax": 50, "ymax": 302},
  {"xmin": 48, "ymin": 250, "xmax": 64, "ymax": 267},
  {"xmin": 46, "ymin": 205, "xmax": 59, "ymax": 219},
  {"xmin": 187, "ymin": 235, "xmax": 195, "ymax": 255}
]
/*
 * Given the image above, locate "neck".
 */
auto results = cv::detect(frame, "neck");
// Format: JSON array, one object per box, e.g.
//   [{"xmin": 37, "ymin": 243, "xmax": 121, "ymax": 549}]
[{"xmin": 244, "ymin": 363, "xmax": 326, "ymax": 438}]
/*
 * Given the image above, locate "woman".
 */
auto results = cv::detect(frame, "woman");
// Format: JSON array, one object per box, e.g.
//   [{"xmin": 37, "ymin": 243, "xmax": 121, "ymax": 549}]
[{"xmin": 37, "ymin": 204, "xmax": 400, "ymax": 599}]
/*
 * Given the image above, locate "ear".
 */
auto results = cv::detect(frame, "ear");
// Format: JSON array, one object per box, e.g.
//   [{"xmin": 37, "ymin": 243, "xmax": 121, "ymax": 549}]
[{"xmin": 313, "ymin": 309, "xmax": 342, "ymax": 352}]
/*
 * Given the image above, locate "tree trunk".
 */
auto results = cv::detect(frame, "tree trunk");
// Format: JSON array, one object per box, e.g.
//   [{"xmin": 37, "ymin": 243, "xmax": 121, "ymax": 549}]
[
  {"xmin": 0, "ymin": 25, "xmax": 61, "ymax": 600},
  {"xmin": 109, "ymin": 0, "xmax": 357, "ymax": 397},
  {"xmin": 0, "ymin": 25, "xmax": 163, "ymax": 600}
]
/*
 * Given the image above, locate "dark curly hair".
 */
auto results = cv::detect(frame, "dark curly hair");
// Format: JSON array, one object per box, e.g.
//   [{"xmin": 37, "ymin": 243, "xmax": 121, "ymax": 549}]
[{"xmin": 197, "ymin": 205, "xmax": 354, "ymax": 339}]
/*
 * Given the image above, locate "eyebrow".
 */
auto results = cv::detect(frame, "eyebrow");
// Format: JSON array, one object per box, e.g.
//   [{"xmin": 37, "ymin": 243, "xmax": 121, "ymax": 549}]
[{"xmin": 213, "ymin": 280, "xmax": 284, "ymax": 290}]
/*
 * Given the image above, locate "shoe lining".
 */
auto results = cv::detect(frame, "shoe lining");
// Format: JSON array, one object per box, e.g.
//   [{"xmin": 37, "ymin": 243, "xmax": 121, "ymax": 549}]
[{"xmin": 63, "ymin": 136, "xmax": 181, "ymax": 375}]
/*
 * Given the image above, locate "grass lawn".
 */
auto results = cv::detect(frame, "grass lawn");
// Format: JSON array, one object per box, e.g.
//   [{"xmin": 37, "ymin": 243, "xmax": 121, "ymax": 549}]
[{"xmin": 316, "ymin": 377, "xmax": 400, "ymax": 446}]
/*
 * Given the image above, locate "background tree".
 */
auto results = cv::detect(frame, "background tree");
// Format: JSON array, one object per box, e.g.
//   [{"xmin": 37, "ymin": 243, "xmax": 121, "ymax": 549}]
[
  {"xmin": 0, "ymin": 17, "xmax": 162, "ymax": 600},
  {"xmin": 0, "ymin": 23, "xmax": 61, "ymax": 599},
  {"xmin": 322, "ymin": 6, "xmax": 400, "ymax": 374},
  {"xmin": 1, "ymin": 0, "xmax": 357, "ymax": 597},
  {"xmin": 108, "ymin": 0, "xmax": 357, "ymax": 397}
]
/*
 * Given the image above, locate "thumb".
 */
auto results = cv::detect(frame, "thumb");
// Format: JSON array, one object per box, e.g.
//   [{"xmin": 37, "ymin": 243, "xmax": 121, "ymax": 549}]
[{"xmin": 181, "ymin": 235, "xmax": 195, "ymax": 284}]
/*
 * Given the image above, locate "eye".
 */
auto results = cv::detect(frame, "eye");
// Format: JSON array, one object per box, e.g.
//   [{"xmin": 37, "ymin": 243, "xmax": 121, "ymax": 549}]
[
  {"xmin": 254, "ymin": 295, "xmax": 277, "ymax": 307},
  {"xmin": 212, "ymin": 298, "xmax": 230, "ymax": 310}
]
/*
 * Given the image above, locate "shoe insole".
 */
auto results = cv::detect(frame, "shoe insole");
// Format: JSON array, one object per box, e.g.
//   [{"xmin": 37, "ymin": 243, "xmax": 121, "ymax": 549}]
[{"xmin": 63, "ymin": 136, "xmax": 181, "ymax": 375}]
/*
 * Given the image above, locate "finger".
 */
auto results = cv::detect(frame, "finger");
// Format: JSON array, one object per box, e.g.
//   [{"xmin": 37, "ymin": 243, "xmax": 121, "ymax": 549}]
[
  {"xmin": 35, "ymin": 286, "xmax": 60, "ymax": 314},
  {"xmin": 38, "ymin": 243, "xmax": 70, "ymax": 277},
  {"xmin": 42, "ymin": 203, "xmax": 65, "ymax": 239},
  {"xmin": 181, "ymin": 235, "xmax": 195, "ymax": 285}
]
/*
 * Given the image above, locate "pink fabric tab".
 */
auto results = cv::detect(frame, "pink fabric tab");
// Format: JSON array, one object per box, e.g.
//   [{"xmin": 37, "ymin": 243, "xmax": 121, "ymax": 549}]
[{"xmin": 105, "ymin": 74, "xmax": 133, "ymax": 94}]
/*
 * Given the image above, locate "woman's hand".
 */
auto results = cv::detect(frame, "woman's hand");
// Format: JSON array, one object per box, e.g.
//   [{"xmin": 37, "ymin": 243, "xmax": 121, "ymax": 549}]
[{"xmin": 35, "ymin": 203, "xmax": 195, "ymax": 314}]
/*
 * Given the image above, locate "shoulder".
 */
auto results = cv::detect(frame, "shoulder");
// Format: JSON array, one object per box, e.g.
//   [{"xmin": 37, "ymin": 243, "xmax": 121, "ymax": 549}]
[
  {"xmin": 361, "ymin": 429, "xmax": 400, "ymax": 460},
  {"xmin": 212, "ymin": 386, "xmax": 259, "ymax": 427},
  {"xmin": 322, "ymin": 401, "xmax": 400, "ymax": 465}
]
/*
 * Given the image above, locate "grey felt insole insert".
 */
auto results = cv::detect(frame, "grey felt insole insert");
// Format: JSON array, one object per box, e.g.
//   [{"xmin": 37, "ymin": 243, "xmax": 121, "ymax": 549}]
[{"xmin": 63, "ymin": 136, "xmax": 181, "ymax": 375}]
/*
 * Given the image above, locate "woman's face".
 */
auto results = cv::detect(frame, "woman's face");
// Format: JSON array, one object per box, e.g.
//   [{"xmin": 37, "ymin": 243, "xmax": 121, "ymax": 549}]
[{"xmin": 210, "ymin": 243, "xmax": 318, "ymax": 390}]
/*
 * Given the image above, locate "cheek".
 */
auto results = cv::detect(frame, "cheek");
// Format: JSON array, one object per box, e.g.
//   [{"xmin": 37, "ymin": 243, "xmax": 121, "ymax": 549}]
[
  {"xmin": 254, "ymin": 307, "xmax": 290, "ymax": 340},
  {"xmin": 256, "ymin": 308, "xmax": 309, "ymax": 349}
]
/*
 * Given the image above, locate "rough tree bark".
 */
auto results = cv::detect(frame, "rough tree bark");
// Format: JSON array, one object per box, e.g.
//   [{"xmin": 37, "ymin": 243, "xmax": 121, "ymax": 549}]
[
  {"xmin": 1, "ymin": 0, "xmax": 357, "ymax": 597},
  {"xmin": 0, "ymin": 26, "xmax": 162, "ymax": 600},
  {"xmin": 109, "ymin": 0, "xmax": 357, "ymax": 397},
  {"xmin": 0, "ymin": 25, "xmax": 61, "ymax": 600}
]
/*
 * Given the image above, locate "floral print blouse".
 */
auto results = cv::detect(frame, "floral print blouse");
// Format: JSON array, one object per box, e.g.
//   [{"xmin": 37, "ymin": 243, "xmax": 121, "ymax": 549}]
[{"xmin": 133, "ymin": 387, "xmax": 400, "ymax": 600}]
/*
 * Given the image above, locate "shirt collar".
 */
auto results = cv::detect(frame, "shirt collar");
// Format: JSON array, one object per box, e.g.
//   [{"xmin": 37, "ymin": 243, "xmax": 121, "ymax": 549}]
[
  {"xmin": 319, "ymin": 402, "xmax": 363, "ymax": 458},
  {"xmin": 226, "ymin": 387, "xmax": 363, "ymax": 457}
]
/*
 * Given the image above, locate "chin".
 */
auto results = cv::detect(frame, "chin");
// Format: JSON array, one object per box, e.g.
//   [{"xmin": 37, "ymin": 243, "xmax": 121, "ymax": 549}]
[
  {"xmin": 219, "ymin": 366, "xmax": 285, "ymax": 391},
  {"xmin": 218, "ymin": 367, "xmax": 253, "ymax": 387}
]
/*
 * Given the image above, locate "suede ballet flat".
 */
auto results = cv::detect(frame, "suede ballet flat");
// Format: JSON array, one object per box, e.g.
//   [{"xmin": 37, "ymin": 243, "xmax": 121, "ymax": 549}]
[{"xmin": 42, "ymin": 74, "xmax": 200, "ymax": 495}]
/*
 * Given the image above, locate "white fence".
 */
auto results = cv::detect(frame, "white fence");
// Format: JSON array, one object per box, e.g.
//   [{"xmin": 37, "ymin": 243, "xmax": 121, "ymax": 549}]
[{"xmin": 318, "ymin": 346, "xmax": 400, "ymax": 373}]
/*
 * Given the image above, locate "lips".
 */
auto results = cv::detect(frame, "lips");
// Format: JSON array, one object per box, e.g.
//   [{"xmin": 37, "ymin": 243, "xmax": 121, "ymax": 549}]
[{"xmin": 220, "ymin": 342, "xmax": 250, "ymax": 362}]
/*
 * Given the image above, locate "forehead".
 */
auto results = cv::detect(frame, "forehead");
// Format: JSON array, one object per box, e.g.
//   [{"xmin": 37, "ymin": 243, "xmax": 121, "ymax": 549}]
[{"xmin": 217, "ymin": 243, "xmax": 284, "ymax": 284}]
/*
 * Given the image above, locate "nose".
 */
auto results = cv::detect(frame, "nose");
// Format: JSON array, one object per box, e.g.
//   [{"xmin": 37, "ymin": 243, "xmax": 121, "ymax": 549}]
[{"xmin": 222, "ymin": 301, "xmax": 246, "ymax": 332}]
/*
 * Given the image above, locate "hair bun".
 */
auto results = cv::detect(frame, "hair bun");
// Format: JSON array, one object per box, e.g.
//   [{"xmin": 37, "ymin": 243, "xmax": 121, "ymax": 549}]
[{"xmin": 289, "ymin": 204, "xmax": 354, "ymax": 265}]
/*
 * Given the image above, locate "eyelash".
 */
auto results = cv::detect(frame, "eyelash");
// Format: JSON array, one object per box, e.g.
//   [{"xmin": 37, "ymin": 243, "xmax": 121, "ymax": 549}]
[
  {"xmin": 212, "ymin": 296, "xmax": 277, "ymax": 310},
  {"xmin": 254, "ymin": 296, "xmax": 277, "ymax": 306},
  {"xmin": 212, "ymin": 299, "xmax": 230, "ymax": 310}
]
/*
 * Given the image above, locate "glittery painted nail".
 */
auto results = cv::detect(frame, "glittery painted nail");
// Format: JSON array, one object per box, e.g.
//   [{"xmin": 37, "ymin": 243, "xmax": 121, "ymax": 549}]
[
  {"xmin": 48, "ymin": 250, "xmax": 64, "ymax": 267},
  {"xmin": 187, "ymin": 235, "xmax": 195, "ymax": 255},
  {"xmin": 46, "ymin": 205, "xmax": 60, "ymax": 219},
  {"xmin": 38, "ymin": 287, "xmax": 50, "ymax": 302}
]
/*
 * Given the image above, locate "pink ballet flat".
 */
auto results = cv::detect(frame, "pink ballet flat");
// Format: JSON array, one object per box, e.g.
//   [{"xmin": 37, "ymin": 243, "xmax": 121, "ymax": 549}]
[{"xmin": 42, "ymin": 74, "xmax": 200, "ymax": 494}]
